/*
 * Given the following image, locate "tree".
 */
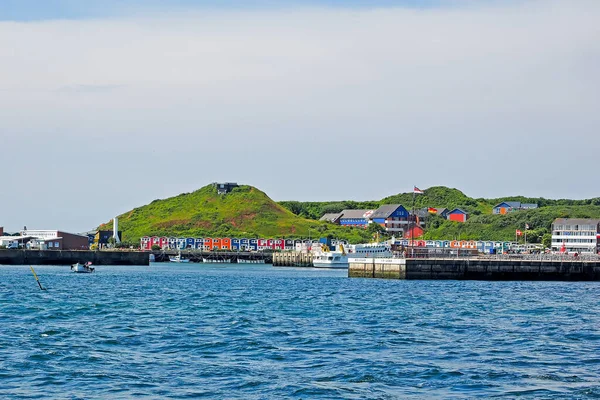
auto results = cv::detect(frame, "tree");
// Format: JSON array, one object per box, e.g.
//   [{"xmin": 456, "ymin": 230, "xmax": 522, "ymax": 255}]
[
  {"xmin": 542, "ymin": 233, "xmax": 552, "ymax": 249},
  {"xmin": 151, "ymin": 244, "xmax": 161, "ymax": 251},
  {"xmin": 367, "ymin": 222, "xmax": 388, "ymax": 240}
]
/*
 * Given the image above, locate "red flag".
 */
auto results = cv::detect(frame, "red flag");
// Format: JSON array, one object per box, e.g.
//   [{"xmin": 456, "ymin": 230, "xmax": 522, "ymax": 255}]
[
  {"xmin": 516, "ymin": 229, "xmax": 523, "ymax": 236},
  {"xmin": 414, "ymin": 187, "xmax": 424, "ymax": 194},
  {"xmin": 560, "ymin": 242, "xmax": 566, "ymax": 253}
]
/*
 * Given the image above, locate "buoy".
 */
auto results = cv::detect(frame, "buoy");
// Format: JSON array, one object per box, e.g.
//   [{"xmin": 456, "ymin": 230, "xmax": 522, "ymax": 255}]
[{"xmin": 30, "ymin": 266, "xmax": 47, "ymax": 291}]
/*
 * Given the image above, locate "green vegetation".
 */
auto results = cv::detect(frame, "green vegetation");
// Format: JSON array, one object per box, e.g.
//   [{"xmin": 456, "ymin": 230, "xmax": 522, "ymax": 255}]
[
  {"xmin": 278, "ymin": 200, "xmax": 380, "ymax": 220},
  {"xmin": 98, "ymin": 184, "xmax": 373, "ymax": 243},
  {"xmin": 98, "ymin": 184, "xmax": 600, "ymax": 244},
  {"xmin": 423, "ymin": 206, "xmax": 600, "ymax": 241},
  {"xmin": 280, "ymin": 186, "xmax": 600, "ymax": 243}
]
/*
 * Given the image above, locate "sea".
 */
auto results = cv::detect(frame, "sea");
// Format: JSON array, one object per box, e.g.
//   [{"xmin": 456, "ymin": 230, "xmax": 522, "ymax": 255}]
[{"xmin": 1, "ymin": 264, "xmax": 599, "ymax": 399}]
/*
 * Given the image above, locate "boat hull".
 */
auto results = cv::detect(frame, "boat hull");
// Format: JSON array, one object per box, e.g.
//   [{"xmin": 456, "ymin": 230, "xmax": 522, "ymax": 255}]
[
  {"xmin": 169, "ymin": 258, "xmax": 190, "ymax": 263},
  {"xmin": 71, "ymin": 263, "xmax": 94, "ymax": 273},
  {"xmin": 313, "ymin": 261, "xmax": 349, "ymax": 269}
]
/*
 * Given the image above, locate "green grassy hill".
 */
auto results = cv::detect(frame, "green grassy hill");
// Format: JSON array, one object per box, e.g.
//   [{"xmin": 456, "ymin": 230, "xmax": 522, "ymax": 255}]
[
  {"xmin": 280, "ymin": 187, "xmax": 600, "ymax": 243},
  {"xmin": 99, "ymin": 184, "xmax": 600, "ymax": 245},
  {"xmin": 98, "ymin": 184, "xmax": 372, "ymax": 244},
  {"xmin": 423, "ymin": 206, "xmax": 600, "ymax": 242}
]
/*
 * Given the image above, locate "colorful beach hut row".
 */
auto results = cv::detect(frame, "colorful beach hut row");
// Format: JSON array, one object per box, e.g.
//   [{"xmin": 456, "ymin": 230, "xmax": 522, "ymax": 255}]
[
  {"xmin": 140, "ymin": 237, "xmax": 342, "ymax": 251},
  {"xmin": 394, "ymin": 239, "xmax": 515, "ymax": 253}
]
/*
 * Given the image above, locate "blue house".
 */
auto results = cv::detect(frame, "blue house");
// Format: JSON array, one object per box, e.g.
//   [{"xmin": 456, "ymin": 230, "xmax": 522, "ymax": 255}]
[
  {"xmin": 369, "ymin": 204, "xmax": 411, "ymax": 234},
  {"xmin": 231, "ymin": 238, "xmax": 240, "ymax": 251},
  {"xmin": 186, "ymin": 238, "xmax": 195, "ymax": 248}
]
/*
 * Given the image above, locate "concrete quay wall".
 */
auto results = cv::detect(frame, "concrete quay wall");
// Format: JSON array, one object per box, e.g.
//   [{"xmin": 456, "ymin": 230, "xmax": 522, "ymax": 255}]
[
  {"xmin": 272, "ymin": 252, "xmax": 313, "ymax": 267},
  {"xmin": 0, "ymin": 249, "xmax": 150, "ymax": 266},
  {"xmin": 349, "ymin": 258, "xmax": 600, "ymax": 281}
]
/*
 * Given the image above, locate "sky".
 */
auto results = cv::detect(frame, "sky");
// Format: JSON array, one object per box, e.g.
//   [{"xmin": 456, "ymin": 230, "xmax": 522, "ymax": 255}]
[{"xmin": 1, "ymin": 0, "xmax": 599, "ymax": 233}]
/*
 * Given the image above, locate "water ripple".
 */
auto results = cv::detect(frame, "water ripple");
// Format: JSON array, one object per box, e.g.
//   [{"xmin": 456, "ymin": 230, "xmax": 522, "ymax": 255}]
[{"xmin": 1, "ymin": 264, "xmax": 599, "ymax": 398}]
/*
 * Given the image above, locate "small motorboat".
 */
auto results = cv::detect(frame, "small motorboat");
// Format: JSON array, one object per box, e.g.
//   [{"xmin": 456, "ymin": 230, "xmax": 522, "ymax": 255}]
[
  {"xmin": 71, "ymin": 262, "xmax": 95, "ymax": 273},
  {"xmin": 169, "ymin": 251, "xmax": 190, "ymax": 263}
]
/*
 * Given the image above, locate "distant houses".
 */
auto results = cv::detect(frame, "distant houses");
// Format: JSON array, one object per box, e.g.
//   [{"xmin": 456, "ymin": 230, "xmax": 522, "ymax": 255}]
[
  {"xmin": 493, "ymin": 202, "xmax": 538, "ymax": 214},
  {"xmin": 339, "ymin": 209, "xmax": 374, "ymax": 229},
  {"xmin": 318, "ymin": 203, "xmax": 477, "ymax": 236},
  {"xmin": 314, "ymin": 199, "xmax": 541, "ymax": 237}
]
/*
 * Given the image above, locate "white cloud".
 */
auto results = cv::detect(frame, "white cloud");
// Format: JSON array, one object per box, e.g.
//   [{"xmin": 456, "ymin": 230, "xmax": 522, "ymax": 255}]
[{"xmin": 0, "ymin": 0, "xmax": 598, "ymax": 231}]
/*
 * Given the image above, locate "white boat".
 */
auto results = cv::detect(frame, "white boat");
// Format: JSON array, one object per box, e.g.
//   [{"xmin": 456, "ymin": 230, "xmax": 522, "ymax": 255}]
[
  {"xmin": 314, "ymin": 242, "xmax": 394, "ymax": 269},
  {"xmin": 237, "ymin": 259, "xmax": 265, "ymax": 264},
  {"xmin": 169, "ymin": 251, "xmax": 190, "ymax": 263},
  {"xmin": 202, "ymin": 258, "xmax": 231, "ymax": 263},
  {"xmin": 71, "ymin": 262, "xmax": 95, "ymax": 273},
  {"xmin": 313, "ymin": 251, "xmax": 349, "ymax": 269},
  {"xmin": 348, "ymin": 242, "xmax": 394, "ymax": 258}
]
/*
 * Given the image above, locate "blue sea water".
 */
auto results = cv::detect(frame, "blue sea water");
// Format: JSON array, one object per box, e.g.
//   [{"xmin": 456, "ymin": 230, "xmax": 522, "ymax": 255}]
[{"xmin": 1, "ymin": 264, "xmax": 599, "ymax": 399}]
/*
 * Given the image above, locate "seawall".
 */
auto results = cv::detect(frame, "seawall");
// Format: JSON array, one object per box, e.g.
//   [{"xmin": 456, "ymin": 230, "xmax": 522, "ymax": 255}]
[
  {"xmin": 349, "ymin": 258, "xmax": 600, "ymax": 281},
  {"xmin": 0, "ymin": 250, "xmax": 150, "ymax": 266}
]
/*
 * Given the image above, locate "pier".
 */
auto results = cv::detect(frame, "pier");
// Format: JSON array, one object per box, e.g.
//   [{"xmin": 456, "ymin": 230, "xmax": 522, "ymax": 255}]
[
  {"xmin": 349, "ymin": 257, "xmax": 600, "ymax": 281},
  {"xmin": 0, "ymin": 249, "xmax": 150, "ymax": 266},
  {"xmin": 272, "ymin": 252, "xmax": 313, "ymax": 267},
  {"xmin": 151, "ymin": 249, "xmax": 272, "ymax": 263}
]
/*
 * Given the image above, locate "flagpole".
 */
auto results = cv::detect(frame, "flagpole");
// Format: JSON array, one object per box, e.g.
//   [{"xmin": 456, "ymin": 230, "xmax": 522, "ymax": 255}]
[{"xmin": 411, "ymin": 187, "xmax": 415, "ymax": 258}]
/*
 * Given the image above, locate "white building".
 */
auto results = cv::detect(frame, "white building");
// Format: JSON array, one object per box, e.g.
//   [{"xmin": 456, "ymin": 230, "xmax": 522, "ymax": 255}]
[{"xmin": 551, "ymin": 218, "xmax": 600, "ymax": 254}]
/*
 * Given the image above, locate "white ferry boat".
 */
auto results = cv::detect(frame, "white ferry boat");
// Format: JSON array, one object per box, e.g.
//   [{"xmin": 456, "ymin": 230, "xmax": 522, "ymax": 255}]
[
  {"xmin": 348, "ymin": 242, "xmax": 394, "ymax": 259},
  {"xmin": 313, "ymin": 242, "xmax": 393, "ymax": 269},
  {"xmin": 313, "ymin": 250, "xmax": 349, "ymax": 269}
]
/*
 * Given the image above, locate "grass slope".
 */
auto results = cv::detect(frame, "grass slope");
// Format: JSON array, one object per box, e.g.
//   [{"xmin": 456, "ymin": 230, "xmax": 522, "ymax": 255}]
[
  {"xmin": 279, "ymin": 187, "xmax": 600, "ymax": 242},
  {"xmin": 99, "ymin": 185, "xmax": 371, "ymax": 244}
]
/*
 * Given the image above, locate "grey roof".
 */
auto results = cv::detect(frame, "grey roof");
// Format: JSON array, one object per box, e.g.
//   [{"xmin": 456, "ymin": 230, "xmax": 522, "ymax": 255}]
[
  {"xmin": 319, "ymin": 213, "xmax": 342, "ymax": 223},
  {"xmin": 494, "ymin": 201, "xmax": 538, "ymax": 209},
  {"xmin": 498, "ymin": 201, "xmax": 522, "ymax": 208},
  {"xmin": 553, "ymin": 218, "xmax": 600, "ymax": 225},
  {"xmin": 370, "ymin": 204, "xmax": 404, "ymax": 219},
  {"xmin": 436, "ymin": 208, "xmax": 449, "ymax": 215},
  {"xmin": 521, "ymin": 203, "xmax": 538, "ymax": 209},
  {"xmin": 340, "ymin": 209, "xmax": 373, "ymax": 219}
]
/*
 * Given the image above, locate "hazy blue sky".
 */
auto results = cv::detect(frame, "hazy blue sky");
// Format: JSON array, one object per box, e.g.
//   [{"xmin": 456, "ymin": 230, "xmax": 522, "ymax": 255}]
[{"xmin": 1, "ymin": 0, "xmax": 599, "ymax": 233}]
